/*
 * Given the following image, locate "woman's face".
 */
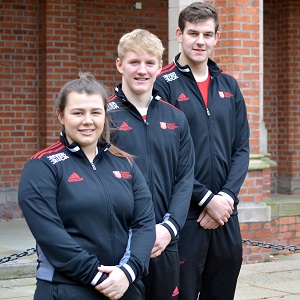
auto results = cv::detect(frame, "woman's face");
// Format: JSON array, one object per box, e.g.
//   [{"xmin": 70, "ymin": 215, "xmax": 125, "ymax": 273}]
[{"xmin": 57, "ymin": 91, "xmax": 106, "ymax": 151}]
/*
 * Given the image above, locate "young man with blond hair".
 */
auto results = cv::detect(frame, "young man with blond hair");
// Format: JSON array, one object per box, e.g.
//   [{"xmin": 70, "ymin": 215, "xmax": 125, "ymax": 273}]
[{"xmin": 108, "ymin": 29, "xmax": 195, "ymax": 300}]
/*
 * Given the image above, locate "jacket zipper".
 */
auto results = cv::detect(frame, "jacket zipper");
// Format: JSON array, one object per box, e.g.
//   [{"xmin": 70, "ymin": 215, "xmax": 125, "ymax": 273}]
[
  {"xmin": 207, "ymin": 78, "xmax": 214, "ymax": 189},
  {"xmin": 88, "ymin": 157, "xmax": 116, "ymax": 262}
]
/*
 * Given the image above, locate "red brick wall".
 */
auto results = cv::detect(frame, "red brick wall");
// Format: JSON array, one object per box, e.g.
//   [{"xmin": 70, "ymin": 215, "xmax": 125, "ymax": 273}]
[
  {"xmin": 276, "ymin": 0, "xmax": 300, "ymax": 193},
  {"xmin": 263, "ymin": 0, "xmax": 279, "ymax": 193},
  {"xmin": 264, "ymin": 0, "xmax": 300, "ymax": 193},
  {"xmin": 0, "ymin": 0, "xmax": 168, "ymax": 193},
  {"xmin": 241, "ymin": 221, "xmax": 273, "ymax": 263},
  {"xmin": 241, "ymin": 215, "xmax": 300, "ymax": 264},
  {"xmin": 210, "ymin": 0, "xmax": 264, "ymax": 200},
  {"xmin": 0, "ymin": 0, "xmax": 40, "ymax": 191},
  {"xmin": 210, "ymin": 0, "xmax": 300, "ymax": 262},
  {"xmin": 1, "ymin": 0, "xmax": 299, "ymax": 263},
  {"xmin": 212, "ymin": 0, "xmax": 260, "ymax": 155},
  {"xmin": 240, "ymin": 169, "xmax": 270, "ymax": 204},
  {"xmin": 76, "ymin": 1, "xmax": 169, "ymax": 90}
]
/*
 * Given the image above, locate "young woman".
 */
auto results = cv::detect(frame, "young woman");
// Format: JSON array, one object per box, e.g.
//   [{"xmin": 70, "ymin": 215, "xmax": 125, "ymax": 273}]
[{"xmin": 18, "ymin": 72, "xmax": 156, "ymax": 300}]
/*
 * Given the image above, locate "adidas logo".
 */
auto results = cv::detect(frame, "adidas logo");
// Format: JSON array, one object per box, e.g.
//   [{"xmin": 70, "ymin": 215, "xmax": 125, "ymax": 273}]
[
  {"xmin": 178, "ymin": 93, "xmax": 189, "ymax": 101},
  {"xmin": 68, "ymin": 172, "xmax": 83, "ymax": 182},
  {"xmin": 172, "ymin": 286, "xmax": 179, "ymax": 296},
  {"xmin": 119, "ymin": 122, "xmax": 132, "ymax": 131}
]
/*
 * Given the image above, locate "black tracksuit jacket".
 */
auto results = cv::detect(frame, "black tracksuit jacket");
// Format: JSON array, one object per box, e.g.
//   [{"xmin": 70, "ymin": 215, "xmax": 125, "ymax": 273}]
[
  {"xmin": 18, "ymin": 133, "xmax": 156, "ymax": 286},
  {"xmin": 154, "ymin": 54, "xmax": 250, "ymax": 219},
  {"xmin": 108, "ymin": 85, "xmax": 195, "ymax": 244}
]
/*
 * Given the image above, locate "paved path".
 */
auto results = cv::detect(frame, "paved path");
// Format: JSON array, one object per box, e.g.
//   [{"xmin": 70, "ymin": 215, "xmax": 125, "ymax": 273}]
[
  {"xmin": 235, "ymin": 253, "xmax": 300, "ymax": 299},
  {"xmin": 1, "ymin": 219, "xmax": 300, "ymax": 299}
]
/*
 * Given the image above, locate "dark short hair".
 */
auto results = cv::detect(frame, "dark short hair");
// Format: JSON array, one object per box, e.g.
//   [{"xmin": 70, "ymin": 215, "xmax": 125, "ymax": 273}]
[{"xmin": 178, "ymin": 2, "xmax": 219, "ymax": 33}]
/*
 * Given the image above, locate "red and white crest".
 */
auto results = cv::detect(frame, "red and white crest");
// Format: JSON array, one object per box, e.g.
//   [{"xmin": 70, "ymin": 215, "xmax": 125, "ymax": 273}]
[
  {"xmin": 160, "ymin": 122, "xmax": 167, "ymax": 129},
  {"xmin": 113, "ymin": 171, "xmax": 122, "ymax": 178}
]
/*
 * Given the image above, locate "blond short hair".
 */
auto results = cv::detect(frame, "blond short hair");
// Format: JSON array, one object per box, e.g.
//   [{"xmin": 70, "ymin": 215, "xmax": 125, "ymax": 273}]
[{"xmin": 117, "ymin": 29, "xmax": 164, "ymax": 61}]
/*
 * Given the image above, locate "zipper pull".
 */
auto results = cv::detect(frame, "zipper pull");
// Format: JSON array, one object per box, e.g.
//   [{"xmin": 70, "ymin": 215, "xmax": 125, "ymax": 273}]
[
  {"xmin": 90, "ymin": 161, "xmax": 96, "ymax": 170},
  {"xmin": 206, "ymin": 108, "xmax": 210, "ymax": 116}
]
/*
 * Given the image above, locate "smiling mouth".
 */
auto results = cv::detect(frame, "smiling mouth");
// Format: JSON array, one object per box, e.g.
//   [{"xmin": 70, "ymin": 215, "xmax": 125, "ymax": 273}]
[{"xmin": 79, "ymin": 129, "xmax": 94, "ymax": 133}]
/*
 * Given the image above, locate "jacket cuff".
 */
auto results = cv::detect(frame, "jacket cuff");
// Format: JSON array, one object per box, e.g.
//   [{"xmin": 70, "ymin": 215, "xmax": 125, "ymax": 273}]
[
  {"xmin": 218, "ymin": 191, "xmax": 234, "ymax": 202},
  {"xmin": 160, "ymin": 214, "xmax": 179, "ymax": 237},
  {"xmin": 161, "ymin": 221, "xmax": 177, "ymax": 238},
  {"xmin": 91, "ymin": 270, "xmax": 108, "ymax": 286},
  {"xmin": 120, "ymin": 264, "xmax": 136, "ymax": 283},
  {"xmin": 91, "ymin": 271, "xmax": 103, "ymax": 285},
  {"xmin": 198, "ymin": 190, "xmax": 214, "ymax": 207}
]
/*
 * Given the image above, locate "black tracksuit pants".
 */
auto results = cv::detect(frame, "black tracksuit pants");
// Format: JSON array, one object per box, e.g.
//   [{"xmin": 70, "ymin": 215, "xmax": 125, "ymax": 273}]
[
  {"xmin": 178, "ymin": 214, "xmax": 243, "ymax": 300},
  {"xmin": 143, "ymin": 246, "xmax": 180, "ymax": 300}
]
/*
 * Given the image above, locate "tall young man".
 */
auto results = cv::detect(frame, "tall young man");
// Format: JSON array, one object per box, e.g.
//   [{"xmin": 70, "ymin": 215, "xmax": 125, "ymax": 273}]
[
  {"xmin": 154, "ymin": 3, "xmax": 250, "ymax": 300},
  {"xmin": 108, "ymin": 29, "xmax": 195, "ymax": 300}
]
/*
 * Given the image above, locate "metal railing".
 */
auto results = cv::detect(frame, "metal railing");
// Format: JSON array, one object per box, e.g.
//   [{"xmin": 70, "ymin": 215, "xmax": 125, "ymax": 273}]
[{"xmin": 1, "ymin": 239, "xmax": 300, "ymax": 264}]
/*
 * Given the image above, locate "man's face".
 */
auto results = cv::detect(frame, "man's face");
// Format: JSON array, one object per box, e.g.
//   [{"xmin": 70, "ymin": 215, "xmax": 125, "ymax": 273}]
[
  {"xmin": 116, "ymin": 51, "xmax": 162, "ymax": 96},
  {"xmin": 176, "ymin": 19, "xmax": 219, "ymax": 66}
]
